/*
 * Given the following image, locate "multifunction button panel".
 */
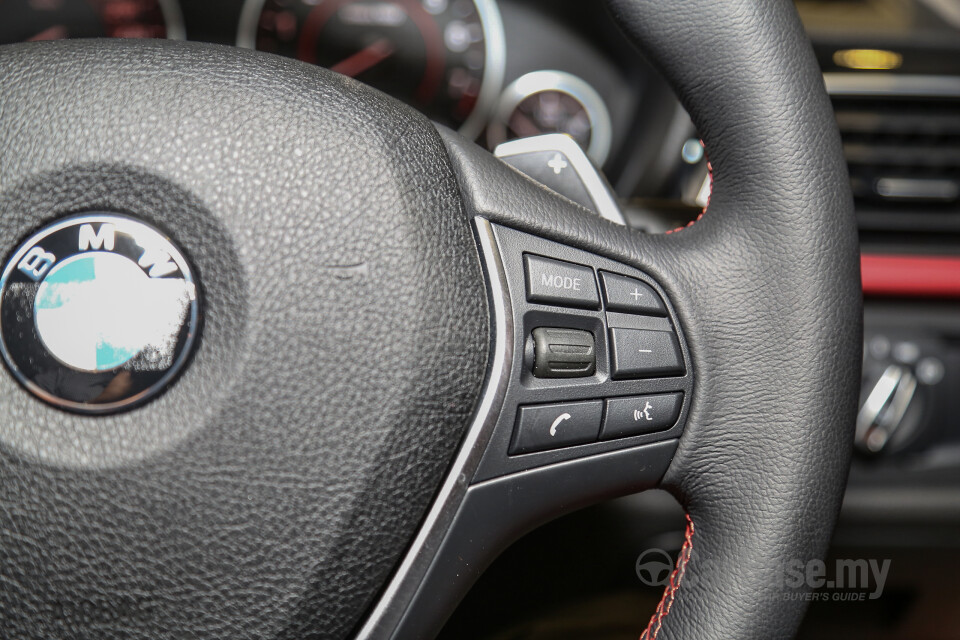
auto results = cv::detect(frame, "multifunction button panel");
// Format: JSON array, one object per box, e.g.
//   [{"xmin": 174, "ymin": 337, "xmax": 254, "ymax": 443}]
[{"xmin": 474, "ymin": 222, "xmax": 694, "ymax": 481}]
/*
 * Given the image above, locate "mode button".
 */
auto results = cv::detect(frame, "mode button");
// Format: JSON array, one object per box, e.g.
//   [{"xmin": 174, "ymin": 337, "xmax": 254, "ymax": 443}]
[{"xmin": 524, "ymin": 254, "xmax": 599, "ymax": 309}]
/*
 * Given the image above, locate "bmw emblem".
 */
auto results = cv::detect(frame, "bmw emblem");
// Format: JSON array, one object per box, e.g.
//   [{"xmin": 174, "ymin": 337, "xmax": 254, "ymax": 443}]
[{"xmin": 0, "ymin": 214, "xmax": 200, "ymax": 413}]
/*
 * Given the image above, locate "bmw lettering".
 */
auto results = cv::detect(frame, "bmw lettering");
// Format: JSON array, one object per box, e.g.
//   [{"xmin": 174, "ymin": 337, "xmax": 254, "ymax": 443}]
[{"xmin": 0, "ymin": 214, "xmax": 200, "ymax": 413}]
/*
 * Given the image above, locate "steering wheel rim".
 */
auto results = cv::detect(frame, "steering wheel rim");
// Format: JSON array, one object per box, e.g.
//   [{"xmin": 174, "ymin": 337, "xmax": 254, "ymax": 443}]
[
  {"xmin": 0, "ymin": 1, "xmax": 860, "ymax": 638},
  {"xmin": 604, "ymin": 0, "xmax": 862, "ymax": 637}
]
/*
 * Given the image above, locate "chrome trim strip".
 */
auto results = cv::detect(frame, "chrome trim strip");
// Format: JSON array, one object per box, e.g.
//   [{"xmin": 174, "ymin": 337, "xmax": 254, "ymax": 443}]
[
  {"xmin": 459, "ymin": 0, "xmax": 507, "ymax": 141},
  {"xmin": 354, "ymin": 217, "xmax": 513, "ymax": 639},
  {"xmin": 917, "ymin": 0, "xmax": 960, "ymax": 30},
  {"xmin": 824, "ymin": 73, "xmax": 960, "ymax": 98},
  {"xmin": 856, "ymin": 364, "xmax": 903, "ymax": 448},
  {"xmin": 875, "ymin": 177, "xmax": 960, "ymax": 201},
  {"xmin": 234, "ymin": 0, "xmax": 265, "ymax": 49}
]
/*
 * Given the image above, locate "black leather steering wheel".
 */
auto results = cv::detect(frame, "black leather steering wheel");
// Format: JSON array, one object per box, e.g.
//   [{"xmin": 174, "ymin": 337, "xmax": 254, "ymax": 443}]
[{"xmin": 0, "ymin": 1, "xmax": 861, "ymax": 639}]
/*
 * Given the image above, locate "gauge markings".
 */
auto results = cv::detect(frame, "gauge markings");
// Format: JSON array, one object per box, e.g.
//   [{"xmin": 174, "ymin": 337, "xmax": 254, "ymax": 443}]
[{"xmin": 240, "ymin": 0, "xmax": 504, "ymax": 137}]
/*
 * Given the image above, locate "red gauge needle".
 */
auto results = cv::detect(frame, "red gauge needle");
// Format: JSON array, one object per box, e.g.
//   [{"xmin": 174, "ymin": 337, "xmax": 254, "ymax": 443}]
[
  {"xmin": 27, "ymin": 25, "xmax": 68, "ymax": 41},
  {"xmin": 331, "ymin": 38, "xmax": 395, "ymax": 78}
]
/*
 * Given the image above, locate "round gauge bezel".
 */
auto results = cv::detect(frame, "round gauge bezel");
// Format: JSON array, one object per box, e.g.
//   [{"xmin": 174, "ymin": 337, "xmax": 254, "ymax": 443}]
[
  {"xmin": 235, "ymin": 0, "xmax": 505, "ymax": 140},
  {"xmin": 487, "ymin": 69, "xmax": 613, "ymax": 166},
  {"xmin": 157, "ymin": 0, "xmax": 186, "ymax": 40}
]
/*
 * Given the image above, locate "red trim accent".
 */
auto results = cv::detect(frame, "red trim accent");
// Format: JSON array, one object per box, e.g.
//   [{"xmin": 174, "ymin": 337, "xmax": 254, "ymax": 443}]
[
  {"xmin": 862, "ymin": 254, "xmax": 960, "ymax": 298},
  {"xmin": 330, "ymin": 38, "xmax": 395, "ymax": 77},
  {"xmin": 298, "ymin": 0, "xmax": 350, "ymax": 65},
  {"xmin": 640, "ymin": 514, "xmax": 695, "ymax": 640}
]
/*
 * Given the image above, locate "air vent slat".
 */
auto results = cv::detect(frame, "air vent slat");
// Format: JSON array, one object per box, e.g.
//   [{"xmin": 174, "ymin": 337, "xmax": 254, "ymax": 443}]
[
  {"xmin": 843, "ymin": 143, "xmax": 960, "ymax": 167},
  {"xmin": 830, "ymin": 82, "xmax": 960, "ymax": 220},
  {"xmin": 836, "ymin": 111, "xmax": 960, "ymax": 136}
]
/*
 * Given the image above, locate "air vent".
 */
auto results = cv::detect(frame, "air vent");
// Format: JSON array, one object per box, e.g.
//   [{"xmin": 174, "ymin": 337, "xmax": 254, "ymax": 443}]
[{"xmin": 825, "ymin": 73, "xmax": 960, "ymax": 234}]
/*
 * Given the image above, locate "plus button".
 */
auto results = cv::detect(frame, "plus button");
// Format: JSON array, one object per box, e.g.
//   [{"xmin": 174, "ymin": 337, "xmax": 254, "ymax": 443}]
[{"xmin": 547, "ymin": 153, "xmax": 568, "ymax": 175}]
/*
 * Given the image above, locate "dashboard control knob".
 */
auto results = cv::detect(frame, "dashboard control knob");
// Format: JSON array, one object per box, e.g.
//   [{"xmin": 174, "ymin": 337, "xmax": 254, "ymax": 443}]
[{"xmin": 855, "ymin": 364, "xmax": 919, "ymax": 454}]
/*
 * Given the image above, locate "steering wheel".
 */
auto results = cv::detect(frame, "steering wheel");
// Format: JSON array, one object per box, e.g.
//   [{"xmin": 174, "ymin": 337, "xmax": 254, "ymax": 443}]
[{"xmin": 0, "ymin": 0, "xmax": 861, "ymax": 638}]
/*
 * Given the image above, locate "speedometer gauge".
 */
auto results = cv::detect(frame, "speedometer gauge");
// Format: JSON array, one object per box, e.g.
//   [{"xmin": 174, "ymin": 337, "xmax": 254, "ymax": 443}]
[
  {"xmin": 238, "ymin": 0, "xmax": 505, "ymax": 139},
  {"xmin": 0, "ymin": 0, "xmax": 184, "ymax": 44},
  {"xmin": 487, "ymin": 70, "xmax": 613, "ymax": 166}
]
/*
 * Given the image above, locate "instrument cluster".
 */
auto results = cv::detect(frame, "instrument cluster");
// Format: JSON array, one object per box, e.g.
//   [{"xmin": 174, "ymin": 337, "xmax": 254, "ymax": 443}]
[{"xmin": 2, "ymin": 1, "xmax": 645, "ymax": 175}]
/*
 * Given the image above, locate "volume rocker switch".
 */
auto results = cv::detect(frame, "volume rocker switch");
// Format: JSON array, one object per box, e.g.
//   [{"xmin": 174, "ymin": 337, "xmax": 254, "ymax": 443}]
[{"xmin": 532, "ymin": 328, "xmax": 596, "ymax": 378}]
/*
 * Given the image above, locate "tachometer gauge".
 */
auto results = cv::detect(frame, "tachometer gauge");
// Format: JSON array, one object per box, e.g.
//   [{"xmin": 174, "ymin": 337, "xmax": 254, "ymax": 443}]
[
  {"xmin": 0, "ymin": 0, "xmax": 184, "ymax": 44},
  {"xmin": 238, "ymin": 0, "xmax": 505, "ymax": 139},
  {"xmin": 487, "ymin": 70, "xmax": 612, "ymax": 166}
]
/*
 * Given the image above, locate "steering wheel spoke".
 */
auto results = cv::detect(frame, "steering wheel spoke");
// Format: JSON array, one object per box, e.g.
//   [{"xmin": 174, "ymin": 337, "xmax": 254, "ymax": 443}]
[{"xmin": 358, "ymin": 155, "xmax": 694, "ymax": 635}]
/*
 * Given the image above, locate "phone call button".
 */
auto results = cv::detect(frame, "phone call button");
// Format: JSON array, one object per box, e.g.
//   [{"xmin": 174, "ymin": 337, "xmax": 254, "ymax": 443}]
[{"xmin": 509, "ymin": 400, "xmax": 603, "ymax": 455}]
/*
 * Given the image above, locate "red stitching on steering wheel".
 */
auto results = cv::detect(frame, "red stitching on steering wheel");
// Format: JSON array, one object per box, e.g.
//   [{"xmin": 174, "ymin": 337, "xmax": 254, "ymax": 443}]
[
  {"xmin": 640, "ymin": 514, "xmax": 695, "ymax": 640},
  {"xmin": 665, "ymin": 148, "xmax": 712, "ymax": 235}
]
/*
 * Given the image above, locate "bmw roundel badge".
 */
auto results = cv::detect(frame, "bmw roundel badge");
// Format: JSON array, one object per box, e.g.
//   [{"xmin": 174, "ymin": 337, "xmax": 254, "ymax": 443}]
[{"xmin": 0, "ymin": 214, "xmax": 200, "ymax": 413}]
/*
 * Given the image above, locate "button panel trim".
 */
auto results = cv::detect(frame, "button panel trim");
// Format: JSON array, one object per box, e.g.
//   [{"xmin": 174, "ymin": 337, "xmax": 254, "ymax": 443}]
[{"xmin": 473, "ymin": 222, "xmax": 694, "ymax": 481}]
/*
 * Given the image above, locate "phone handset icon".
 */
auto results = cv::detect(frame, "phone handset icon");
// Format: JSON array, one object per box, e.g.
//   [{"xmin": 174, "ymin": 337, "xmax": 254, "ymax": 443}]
[{"xmin": 549, "ymin": 413, "xmax": 572, "ymax": 436}]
